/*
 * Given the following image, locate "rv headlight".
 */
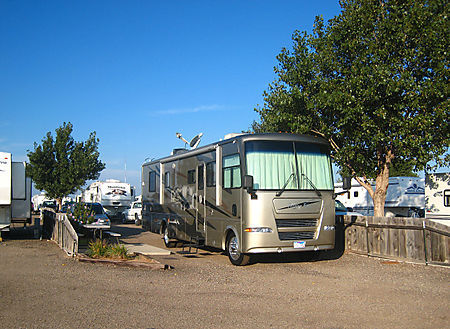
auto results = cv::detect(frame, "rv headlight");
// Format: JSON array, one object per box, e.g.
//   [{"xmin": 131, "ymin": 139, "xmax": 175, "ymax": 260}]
[
  {"xmin": 324, "ymin": 225, "xmax": 335, "ymax": 231},
  {"xmin": 244, "ymin": 227, "xmax": 273, "ymax": 233}
]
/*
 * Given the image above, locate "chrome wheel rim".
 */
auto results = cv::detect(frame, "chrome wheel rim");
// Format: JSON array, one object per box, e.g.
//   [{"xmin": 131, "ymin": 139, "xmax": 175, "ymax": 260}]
[
  {"xmin": 228, "ymin": 236, "xmax": 240, "ymax": 260},
  {"xmin": 163, "ymin": 227, "xmax": 170, "ymax": 245}
]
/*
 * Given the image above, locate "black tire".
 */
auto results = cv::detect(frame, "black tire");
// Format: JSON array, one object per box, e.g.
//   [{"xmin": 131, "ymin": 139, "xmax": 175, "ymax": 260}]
[{"xmin": 226, "ymin": 232, "xmax": 250, "ymax": 266}]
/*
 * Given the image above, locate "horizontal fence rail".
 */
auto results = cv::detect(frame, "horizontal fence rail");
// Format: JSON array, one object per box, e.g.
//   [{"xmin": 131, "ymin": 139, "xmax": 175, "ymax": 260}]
[
  {"xmin": 343, "ymin": 215, "xmax": 449, "ymax": 266},
  {"xmin": 42, "ymin": 209, "xmax": 78, "ymax": 256}
]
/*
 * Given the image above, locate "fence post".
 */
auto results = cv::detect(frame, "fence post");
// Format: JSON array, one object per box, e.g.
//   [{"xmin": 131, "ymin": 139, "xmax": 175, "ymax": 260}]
[
  {"xmin": 422, "ymin": 220, "xmax": 428, "ymax": 266},
  {"xmin": 365, "ymin": 218, "xmax": 370, "ymax": 256}
]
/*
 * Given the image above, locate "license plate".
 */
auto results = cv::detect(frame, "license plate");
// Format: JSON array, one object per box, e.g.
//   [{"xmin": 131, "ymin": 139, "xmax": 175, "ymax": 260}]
[{"xmin": 293, "ymin": 241, "xmax": 306, "ymax": 249}]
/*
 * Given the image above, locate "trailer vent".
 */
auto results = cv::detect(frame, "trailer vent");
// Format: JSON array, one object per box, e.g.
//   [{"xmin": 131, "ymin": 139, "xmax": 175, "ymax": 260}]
[
  {"xmin": 278, "ymin": 232, "xmax": 315, "ymax": 240},
  {"xmin": 276, "ymin": 219, "xmax": 317, "ymax": 228},
  {"xmin": 172, "ymin": 148, "xmax": 188, "ymax": 155}
]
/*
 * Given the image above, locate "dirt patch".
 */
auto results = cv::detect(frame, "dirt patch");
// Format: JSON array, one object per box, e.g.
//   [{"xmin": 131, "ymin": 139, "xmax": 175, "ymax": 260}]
[{"xmin": 77, "ymin": 253, "xmax": 170, "ymax": 270}]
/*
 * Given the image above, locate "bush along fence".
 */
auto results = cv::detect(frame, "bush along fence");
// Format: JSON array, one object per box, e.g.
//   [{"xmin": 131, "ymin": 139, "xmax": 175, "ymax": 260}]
[
  {"xmin": 41, "ymin": 209, "xmax": 78, "ymax": 256},
  {"xmin": 344, "ymin": 216, "xmax": 450, "ymax": 266}
]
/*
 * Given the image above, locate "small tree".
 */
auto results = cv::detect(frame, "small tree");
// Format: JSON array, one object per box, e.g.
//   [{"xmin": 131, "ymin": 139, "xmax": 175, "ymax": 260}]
[
  {"xmin": 27, "ymin": 122, "xmax": 105, "ymax": 209},
  {"xmin": 254, "ymin": 0, "xmax": 449, "ymax": 216}
]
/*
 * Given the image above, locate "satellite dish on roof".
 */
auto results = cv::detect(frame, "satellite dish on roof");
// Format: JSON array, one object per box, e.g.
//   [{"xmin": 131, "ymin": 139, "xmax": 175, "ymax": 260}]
[
  {"xmin": 189, "ymin": 133, "xmax": 203, "ymax": 149},
  {"xmin": 176, "ymin": 132, "xmax": 203, "ymax": 149},
  {"xmin": 176, "ymin": 132, "xmax": 189, "ymax": 145}
]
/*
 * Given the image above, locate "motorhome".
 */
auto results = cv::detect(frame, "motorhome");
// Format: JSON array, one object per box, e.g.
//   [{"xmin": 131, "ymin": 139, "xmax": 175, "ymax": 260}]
[
  {"xmin": 0, "ymin": 152, "xmax": 32, "ymax": 233},
  {"xmin": 425, "ymin": 172, "xmax": 450, "ymax": 222},
  {"xmin": 335, "ymin": 177, "xmax": 425, "ymax": 217},
  {"xmin": 141, "ymin": 133, "xmax": 336, "ymax": 265},
  {"xmin": 82, "ymin": 180, "xmax": 134, "ymax": 220}
]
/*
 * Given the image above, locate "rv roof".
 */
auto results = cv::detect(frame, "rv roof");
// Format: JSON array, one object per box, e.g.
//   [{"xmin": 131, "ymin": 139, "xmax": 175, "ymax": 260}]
[{"xmin": 143, "ymin": 132, "xmax": 328, "ymax": 166}]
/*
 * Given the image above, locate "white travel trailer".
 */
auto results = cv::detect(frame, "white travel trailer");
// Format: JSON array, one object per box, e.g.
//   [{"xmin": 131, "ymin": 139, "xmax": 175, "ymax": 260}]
[
  {"xmin": 0, "ymin": 152, "xmax": 32, "ymax": 232},
  {"xmin": 425, "ymin": 172, "xmax": 450, "ymax": 221},
  {"xmin": 31, "ymin": 193, "xmax": 58, "ymax": 211},
  {"xmin": 142, "ymin": 133, "xmax": 336, "ymax": 265},
  {"xmin": 82, "ymin": 179, "xmax": 135, "ymax": 220},
  {"xmin": 32, "ymin": 193, "xmax": 46, "ymax": 211},
  {"xmin": 335, "ymin": 177, "xmax": 425, "ymax": 217}
]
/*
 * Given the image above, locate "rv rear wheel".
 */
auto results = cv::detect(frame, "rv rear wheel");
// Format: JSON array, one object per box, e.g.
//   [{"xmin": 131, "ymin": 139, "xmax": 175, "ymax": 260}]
[
  {"xmin": 135, "ymin": 213, "xmax": 141, "ymax": 226},
  {"xmin": 162, "ymin": 224, "xmax": 173, "ymax": 248},
  {"xmin": 226, "ymin": 232, "xmax": 250, "ymax": 266}
]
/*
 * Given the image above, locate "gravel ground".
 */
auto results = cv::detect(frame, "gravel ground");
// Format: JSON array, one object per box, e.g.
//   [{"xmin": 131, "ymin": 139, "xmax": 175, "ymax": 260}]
[{"xmin": 0, "ymin": 223, "xmax": 448, "ymax": 329}]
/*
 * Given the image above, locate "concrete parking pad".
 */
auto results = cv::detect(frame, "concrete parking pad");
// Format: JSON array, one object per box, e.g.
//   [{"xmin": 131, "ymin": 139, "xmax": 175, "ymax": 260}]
[{"xmin": 124, "ymin": 242, "xmax": 171, "ymax": 256}]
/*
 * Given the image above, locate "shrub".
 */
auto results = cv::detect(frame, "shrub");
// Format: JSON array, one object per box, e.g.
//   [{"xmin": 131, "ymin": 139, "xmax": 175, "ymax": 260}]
[
  {"xmin": 87, "ymin": 239, "xmax": 109, "ymax": 258},
  {"xmin": 87, "ymin": 239, "xmax": 130, "ymax": 259},
  {"xmin": 69, "ymin": 203, "xmax": 95, "ymax": 225},
  {"xmin": 108, "ymin": 243, "xmax": 130, "ymax": 260}
]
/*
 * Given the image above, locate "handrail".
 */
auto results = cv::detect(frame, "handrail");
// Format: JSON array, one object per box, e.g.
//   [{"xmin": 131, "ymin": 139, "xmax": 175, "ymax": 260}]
[{"xmin": 42, "ymin": 209, "xmax": 78, "ymax": 256}]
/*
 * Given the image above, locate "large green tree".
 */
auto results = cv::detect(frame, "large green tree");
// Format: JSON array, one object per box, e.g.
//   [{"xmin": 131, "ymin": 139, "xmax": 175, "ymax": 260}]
[
  {"xmin": 254, "ymin": 0, "xmax": 449, "ymax": 216},
  {"xmin": 27, "ymin": 122, "xmax": 105, "ymax": 209}
]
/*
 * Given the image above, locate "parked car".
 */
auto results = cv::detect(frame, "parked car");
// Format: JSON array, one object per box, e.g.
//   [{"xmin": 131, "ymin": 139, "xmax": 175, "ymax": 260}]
[
  {"xmin": 41, "ymin": 200, "xmax": 57, "ymax": 210},
  {"xmin": 61, "ymin": 201, "xmax": 75, "ymax": 213},
  {"xmin": 122, "ymin": 201, "xmax": 142, "ymax": 225},
  {"xmin": 69, "ymin": 202, "xmax": 111, "ymax": 226}
]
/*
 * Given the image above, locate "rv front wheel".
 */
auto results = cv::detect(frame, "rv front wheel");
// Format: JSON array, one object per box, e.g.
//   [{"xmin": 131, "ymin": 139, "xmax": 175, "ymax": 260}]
[{"xmin": 226, "ymin": 232, "xmax": 250, "ymax": 266}]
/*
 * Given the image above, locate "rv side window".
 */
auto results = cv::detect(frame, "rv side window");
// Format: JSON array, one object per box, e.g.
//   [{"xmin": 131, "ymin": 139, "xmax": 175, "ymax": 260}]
[
  {"xmin": 164, "ymin": 172, "xmax": 170, "ymax": 188},
  {"xmin": 444, "ymin": 190, "xmax": 450, "ymax": 207},
  {"xmin": 149, "ymin": 171, "xmax": 156, "ymax": 192},
  {"xmin": 188, "ymin": 170, "xmax": 195, "ymax": 184},
  {"xmin": 223, "ymin": 154, "xmax": 241, "ymax": 189},
  {"xmin": 198, "ymin": 165, "xmax": 204, "ymax": 190},
  {"xmin": 354, "ymin": 191, "xmax": 358, "ymax": 198},
  {"xmin": 206, "ymin": 162, "xmax": 216, "ymax": 187}
]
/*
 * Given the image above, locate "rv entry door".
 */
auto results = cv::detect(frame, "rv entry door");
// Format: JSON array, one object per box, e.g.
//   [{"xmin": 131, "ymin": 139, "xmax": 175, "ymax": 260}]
[{"xmin": 195, "ymin": 163, "xmax": 207, "ymax": 234}]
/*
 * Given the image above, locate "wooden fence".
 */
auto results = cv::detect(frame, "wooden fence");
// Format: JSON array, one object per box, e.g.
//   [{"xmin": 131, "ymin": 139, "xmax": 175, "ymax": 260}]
[{"xmin": 343, "ymin": 215, "xmax": 449, "ymax": 266}]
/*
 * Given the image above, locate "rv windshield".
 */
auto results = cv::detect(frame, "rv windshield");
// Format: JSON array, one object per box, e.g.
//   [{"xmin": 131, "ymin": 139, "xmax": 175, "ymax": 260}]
[{"xmin": 245, "ymin": 141, "xmax": 333, "ymax": 191}]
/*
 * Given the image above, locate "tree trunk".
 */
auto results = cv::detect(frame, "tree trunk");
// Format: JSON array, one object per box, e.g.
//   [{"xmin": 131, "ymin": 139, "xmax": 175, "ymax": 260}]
[
  {"xmin": 56, "ymin": 198, "xmax": 62, "ymax": 212},
  {"xmin": 373, "ymin": 150, "xmax": 394, "ymax": 217},
  {"xmin": 354, "ymin": 150, "xmax": 393, "ymax": 217},
  {"xmin": 373, "ymin": 176, "xmax": 388, "ymax": 217}
]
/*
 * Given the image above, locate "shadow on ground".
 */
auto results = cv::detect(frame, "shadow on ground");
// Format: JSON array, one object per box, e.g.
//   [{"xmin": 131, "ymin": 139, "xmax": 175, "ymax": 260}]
[
  {"xmin": 1, "ymin": 224, "xmax": 39, "ymax": 240},
  {"xmin": 109, "ymin": 224, "xmax": 146, "ymax": 239}
]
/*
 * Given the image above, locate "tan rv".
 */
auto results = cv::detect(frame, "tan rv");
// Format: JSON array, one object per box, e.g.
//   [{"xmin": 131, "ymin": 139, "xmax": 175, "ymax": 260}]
[{"xmin": 141, "ymin": 133, "xmax": 336, "ymax": 265}]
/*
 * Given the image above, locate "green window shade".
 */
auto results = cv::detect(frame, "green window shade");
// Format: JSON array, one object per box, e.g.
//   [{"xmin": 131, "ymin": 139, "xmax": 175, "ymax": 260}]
[
  {"xmin": 223, "ymin": 154, "xmax": 241, "ymax": 188},
  {"xmin": 246, "ymin": 151, "xmax": 297, "ymax": 190},
  {"xmin": 295, "ymin": 144, "xmax": 333, "ymax": 190}
]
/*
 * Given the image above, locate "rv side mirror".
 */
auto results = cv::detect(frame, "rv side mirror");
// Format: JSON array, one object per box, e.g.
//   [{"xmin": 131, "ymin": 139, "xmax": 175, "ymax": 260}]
[
  {"xmin": 343, "ymin": 177, "xmax": 352, "ymax": 190},
  {"xmin": 243, "ymin": 175, "xmax": 254, "ymax": 193}
]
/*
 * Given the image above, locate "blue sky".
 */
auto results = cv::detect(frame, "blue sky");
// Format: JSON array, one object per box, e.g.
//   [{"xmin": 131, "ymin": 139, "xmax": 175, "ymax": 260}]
[
  {"xmin": 3, "ymin": 1, "xmax": 446, "ymax": 196},
  {"xmin": 1, "ymin": 0, "xmax": 343, "ymax": 195}
]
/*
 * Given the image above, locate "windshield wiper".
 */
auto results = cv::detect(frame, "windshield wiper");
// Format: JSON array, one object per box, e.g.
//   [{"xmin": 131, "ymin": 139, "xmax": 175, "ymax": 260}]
[
  {"xmin": 300, "ymin": 173, "xmax": 322, "ymax": 197},
  {"xmin": 276, "ymin": 173, "xmax": 296, "ymax": 197}
]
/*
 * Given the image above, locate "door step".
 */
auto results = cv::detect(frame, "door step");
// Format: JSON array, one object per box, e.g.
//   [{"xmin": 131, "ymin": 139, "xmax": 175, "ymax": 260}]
[{"xmin": 178, "ymin": 236, "xmax": 205, "ymax": 254}]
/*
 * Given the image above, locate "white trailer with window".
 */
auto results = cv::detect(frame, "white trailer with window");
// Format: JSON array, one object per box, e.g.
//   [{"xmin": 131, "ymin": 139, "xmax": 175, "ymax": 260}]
[
  {"xmin": 141, "ymin": 133, "xmax": 336, "ymax": 265},
  {"xmin": 82, "ymin": 179, "xmax": 135, "ymax": 220},
  {"xmin": 335, "ymin": 177, "xmax": 425, "ymax": 217},
  {"xmin": 0, "ymin": 152, "xmax": 32, "ymax": 233},
  {"xmin": 425, "ymin": 172, "xmax": 450, "ymax": 223}
]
